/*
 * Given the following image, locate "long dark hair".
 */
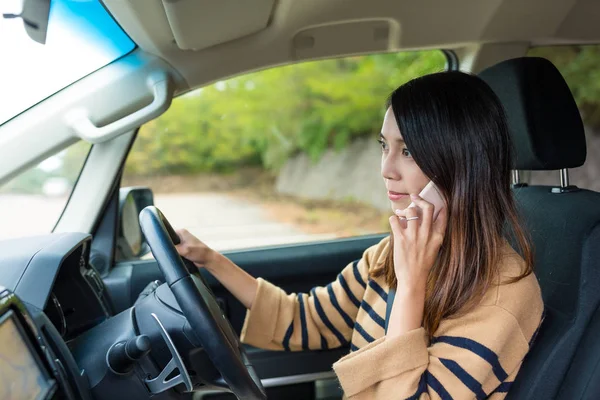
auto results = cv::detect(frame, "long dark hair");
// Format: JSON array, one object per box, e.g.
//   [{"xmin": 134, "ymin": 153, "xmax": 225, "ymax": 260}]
[{"xmin": 371, "ymin": 71, "xmax": 533, "ymax": 336}]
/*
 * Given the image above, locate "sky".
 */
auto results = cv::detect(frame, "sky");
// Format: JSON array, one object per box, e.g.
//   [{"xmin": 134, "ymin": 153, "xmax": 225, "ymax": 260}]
[{"xmin": 0, "ymin": 0, "xmax": 134, "ymax": 125}]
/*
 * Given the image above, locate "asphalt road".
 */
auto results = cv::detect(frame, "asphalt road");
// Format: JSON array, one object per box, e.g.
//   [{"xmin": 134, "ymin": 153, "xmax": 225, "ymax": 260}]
[{"xmin": 154, "ymin": 193, "xmax": 336, "ymax": 250}]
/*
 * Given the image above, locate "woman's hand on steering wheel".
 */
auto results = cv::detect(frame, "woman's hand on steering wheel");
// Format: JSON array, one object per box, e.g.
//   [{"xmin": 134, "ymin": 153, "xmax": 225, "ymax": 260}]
[
  {"xmin": 174, "ymin": 229, "xmax": 218, "ymax": 270},
  {"xmin": 140, "ymin": 207, "xmax": 267, "ymax": 399}
]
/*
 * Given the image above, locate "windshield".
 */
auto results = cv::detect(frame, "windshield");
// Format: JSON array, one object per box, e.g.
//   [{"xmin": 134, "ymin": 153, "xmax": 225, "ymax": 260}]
[
  {"xmin": 0, "ymin": 0, "xmax": 135, "ymax": 125},
  {"xmin": 0, "ymin": 140, "xmax": 91, "ymax": 240}
]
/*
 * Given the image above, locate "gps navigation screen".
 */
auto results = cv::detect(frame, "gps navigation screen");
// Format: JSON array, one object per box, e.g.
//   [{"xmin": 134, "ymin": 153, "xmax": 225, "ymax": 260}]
[{"xmin": 0, "ymin": 311, "xmax": 53, "ymax": 400}]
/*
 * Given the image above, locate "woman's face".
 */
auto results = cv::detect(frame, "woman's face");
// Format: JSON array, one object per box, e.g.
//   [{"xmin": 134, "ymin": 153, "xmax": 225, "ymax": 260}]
[{"xmin": 380, "ymin": 107, "xmax": 430, "ymax": 211}]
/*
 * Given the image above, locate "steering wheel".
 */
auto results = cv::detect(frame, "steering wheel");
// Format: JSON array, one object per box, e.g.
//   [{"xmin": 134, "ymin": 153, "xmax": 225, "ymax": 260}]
[{"xmin": 139, "ymin": 206, "xmax": 266, "ymax": 399}]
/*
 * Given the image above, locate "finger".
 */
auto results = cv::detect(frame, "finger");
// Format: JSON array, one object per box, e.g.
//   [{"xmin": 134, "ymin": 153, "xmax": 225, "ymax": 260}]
[
  {"xmin": 394, "ymin": 208, "xmax": 409, "ymax": 218},
  {"xmin": 175, "ymin": 228, "xmax": 190, "ymax": 240},
  {"xmin": 409, "ymin": 194, "xmax": 434, "ymax": 236},
  {"xmin": 393, "ymin": 209, "xmax": 408, "ymax": 231},
  {"xmin": 174, "ymin": 230, "xmax": 186, "ymax": 246},
  {"xmin": 174, "ymin": 243, "xmax": 189, "ymax": 257},
  {"xmin": 401, "ymin": 206, "xmax": 419, "ymax": 241},
  {"xmin": 432, "ymin": 206, "xmax": 448, "ymax": 241},
  {"xmin": 394, "ymin": 206, "xmax": 421, "ymax": 219},
  {"xmin": 389, "ymin": 215, "xmax": 403, "ymax": 237},
  {"xmin": 176, "ymin": 229, "xmax": 205, "ymax": 249},
  {"xmin": 395, "ymin": 206, "xmax": 420, "ymax": 220}
]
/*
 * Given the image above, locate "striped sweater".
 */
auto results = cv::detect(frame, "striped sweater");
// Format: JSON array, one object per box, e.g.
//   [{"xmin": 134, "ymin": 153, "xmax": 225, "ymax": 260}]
[{"xmin": 240, "ymin": 237, "xmax": 544, "ymax": 399}]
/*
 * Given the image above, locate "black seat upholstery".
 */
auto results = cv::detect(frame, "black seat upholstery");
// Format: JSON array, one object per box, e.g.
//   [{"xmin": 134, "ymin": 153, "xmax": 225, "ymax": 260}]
[
  {"xmin": 557, "ymin": 305, "xmax": 600, "ymax": 399},
  {"xmin": 479, "ymin": 57, "xmax": 600, "ymax": 400}
]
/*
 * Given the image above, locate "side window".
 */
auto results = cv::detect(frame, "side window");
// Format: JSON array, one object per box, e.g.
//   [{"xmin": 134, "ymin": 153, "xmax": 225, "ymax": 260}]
[
  {"xmin": 526, "ymin": 45, "xmax": 600, "ymax": 191},
  {"xmin": 0, "ymin": 141, "xmax": 91, "ymax": 240},
  {"xmin": 123, "ymin": 51, "xmax": 447, "ymax": 252}
]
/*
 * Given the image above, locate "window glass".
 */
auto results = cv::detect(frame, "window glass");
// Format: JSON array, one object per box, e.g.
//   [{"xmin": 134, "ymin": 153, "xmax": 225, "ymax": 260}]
[
  {"xmin": 123, "ymin": 51, "xmax": 447, "ymax": 252},
  {"xmin": 526, "ymin": 45, "xmax": 600, "ymax": 191},
  {"xmin": 0, "ymin": 141, "xmax": 91, "ymax": 239},
  {"xmin": 0, "ymin": 0, "xmax": 135, "ymax": 125}
]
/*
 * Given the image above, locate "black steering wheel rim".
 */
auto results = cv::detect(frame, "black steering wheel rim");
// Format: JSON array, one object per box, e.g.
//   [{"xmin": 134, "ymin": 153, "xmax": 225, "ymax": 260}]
[{"xmin": 139, "ymin": 206, "xmax": 266, "ymax": 399}]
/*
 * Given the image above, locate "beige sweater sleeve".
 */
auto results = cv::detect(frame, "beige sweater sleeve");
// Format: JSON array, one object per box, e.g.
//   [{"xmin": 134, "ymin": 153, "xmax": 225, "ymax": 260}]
[
  {"xmin": 240, "ymin": 241, "xmax": 385, "ymax": 351},
  {"xmin": 333, "ymin": 301, "xmax": 543, "ymax": 399}
]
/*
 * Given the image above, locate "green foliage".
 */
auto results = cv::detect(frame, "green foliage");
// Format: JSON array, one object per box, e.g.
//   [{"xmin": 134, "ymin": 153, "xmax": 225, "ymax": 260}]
[
  {"xmin": 125, "ymin": 51, "xmax": 446, "ymax": 176},
  {"xmin": 528, "ymin": 45, "xmax": 600, "ymax": 129}
]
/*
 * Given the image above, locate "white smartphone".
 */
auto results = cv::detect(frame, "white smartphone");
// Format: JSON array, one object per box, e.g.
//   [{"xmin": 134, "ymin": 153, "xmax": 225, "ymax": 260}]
[{"xmin": 408, "ymin": 181, "xmax": 445, "ymax": 221}]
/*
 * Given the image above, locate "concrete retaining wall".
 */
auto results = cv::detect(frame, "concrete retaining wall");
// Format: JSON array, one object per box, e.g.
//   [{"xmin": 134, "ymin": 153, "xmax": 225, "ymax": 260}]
[
  {"xmin": 276, "ymin": 129, "xmax": 600, "ymax": 208},
  {"xmin": 276, "ymin": 137, "xmax": 390, "ymax": 210}
]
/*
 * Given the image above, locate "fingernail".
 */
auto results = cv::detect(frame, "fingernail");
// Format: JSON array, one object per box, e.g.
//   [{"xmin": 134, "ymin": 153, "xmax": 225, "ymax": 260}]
[
  {"xmin": 410, "ymin": 194, "xmax": 419, "ymax": 199},
  {"xmin": 395, "ymin": 209, "xmax": 402, "ymax": 215}
]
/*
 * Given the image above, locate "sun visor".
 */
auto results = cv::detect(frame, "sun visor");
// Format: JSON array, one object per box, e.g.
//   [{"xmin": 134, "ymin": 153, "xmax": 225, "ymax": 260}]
[
  {"xmin": 292, "ymin": 20, "xmax": 399, "ymax": 60},
  {"xmin": 161, "ymin": 0, "xmax": 275, "ymax": 50}
]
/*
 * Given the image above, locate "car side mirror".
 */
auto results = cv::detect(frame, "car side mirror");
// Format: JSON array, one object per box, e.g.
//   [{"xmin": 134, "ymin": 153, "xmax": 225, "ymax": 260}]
[{"xmin": 117, "ymin": 187, "xmax": 154, "ymax": 260}]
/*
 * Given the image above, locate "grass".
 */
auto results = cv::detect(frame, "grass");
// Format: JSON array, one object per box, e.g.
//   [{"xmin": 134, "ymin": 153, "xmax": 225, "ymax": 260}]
[{"xmin": 229, "ymin": 187, "xmax": 391, "ymax": 237}]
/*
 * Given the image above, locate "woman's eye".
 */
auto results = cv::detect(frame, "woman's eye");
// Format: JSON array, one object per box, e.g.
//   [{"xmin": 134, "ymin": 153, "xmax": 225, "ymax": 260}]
[
  {"xmin": 402, "ymin": 148, "xmax": 412, "ymax": 158},
  {"xmin": 377, "ymin": 139, "xmax": 388, "ymax": 151}
]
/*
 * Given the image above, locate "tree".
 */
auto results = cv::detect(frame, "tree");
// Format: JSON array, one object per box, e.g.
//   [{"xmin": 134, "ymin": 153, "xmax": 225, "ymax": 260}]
[{"xmin": 124, "ymin": 50, "xmax": 448, "ymax": 176}]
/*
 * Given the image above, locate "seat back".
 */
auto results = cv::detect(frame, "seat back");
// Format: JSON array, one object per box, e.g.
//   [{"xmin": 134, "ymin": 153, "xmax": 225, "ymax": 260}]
[
  {"xmin": 480, "ymin": 57, "xmax": 600, "ymax": 400},
  {"xmin": 557, "ymin": 303, "xmax": 600, "ymax": 399}
]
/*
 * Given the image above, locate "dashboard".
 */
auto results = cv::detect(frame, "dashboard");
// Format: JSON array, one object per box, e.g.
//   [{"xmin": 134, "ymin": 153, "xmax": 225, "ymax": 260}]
[
  {"xmin": 0, "ymin": 232, "xmax": 113, "ymax": 399},
  {"xmin": 0, "ymin": 232, "xmax": 218, "ymax": 400},
  {"xmin": 0, "ymin": 233, "xmax": 111, "ymax": 341},
  {"xmin": 43, "ymin": 238, "xmax": 111, "ymax": 342}
]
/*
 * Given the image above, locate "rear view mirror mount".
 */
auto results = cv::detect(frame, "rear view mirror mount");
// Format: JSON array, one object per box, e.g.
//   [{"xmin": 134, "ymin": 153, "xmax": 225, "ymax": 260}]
[{"xmin": 2, "ymin": 0, "xmax": 51, "ymax": 45}]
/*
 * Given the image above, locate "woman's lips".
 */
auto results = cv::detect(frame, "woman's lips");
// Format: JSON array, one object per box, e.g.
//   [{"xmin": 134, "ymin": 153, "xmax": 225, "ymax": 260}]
[{"xmin": 388, "ymin": 191, "xmax": 409, "ymax": 201}]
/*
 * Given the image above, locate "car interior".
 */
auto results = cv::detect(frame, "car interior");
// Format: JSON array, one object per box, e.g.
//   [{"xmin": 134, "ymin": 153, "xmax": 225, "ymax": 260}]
[{"xmin": 1, "ymin": 0, "xmax": 600, "ymax": 399}]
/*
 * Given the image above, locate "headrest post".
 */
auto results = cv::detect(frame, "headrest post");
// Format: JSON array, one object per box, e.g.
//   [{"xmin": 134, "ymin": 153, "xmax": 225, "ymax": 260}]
[
  {"xmin": 512, "ymin": 170, "xmax": 521, "ymax": 185},
  {"xmin": 550, "ymin": 168, "xmax": 579, "ymax": 193},
  {"xmin": 560, "ymin": 169, "xmax": 570, "ymax": 188}
]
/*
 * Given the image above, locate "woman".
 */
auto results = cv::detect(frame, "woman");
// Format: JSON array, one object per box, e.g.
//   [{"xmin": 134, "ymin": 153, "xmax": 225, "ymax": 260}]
[{"xmin": 175, "ymin": 71, "xmax": 544, "ymax": 399}]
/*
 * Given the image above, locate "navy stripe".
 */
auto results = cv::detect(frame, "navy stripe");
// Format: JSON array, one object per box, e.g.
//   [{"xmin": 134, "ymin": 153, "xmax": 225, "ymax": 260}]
[
  {"xmin": 282, "ymin": 322, "xmax": 294, "ymax": 351},
  {"xmin": 439, "ymin": 358, "xmax": 486, "ymax": 399},
  {"xmin": 297, "ymin": 294, "xmax": 309, "ymax": 350},
  {"xmin": 368, "ymin": 279, "xmax": 388, "ymax": 302},
  {"xmin": 350, "ymin": 343, "xmax": 359, "ymax": 352},
  {"xmin": 338, "ymin": 273, "xmax": 361, "ymax": 308},
  {"xmin": 352, "ymin": 260, "xmax": 366, "ymax": 288},
  {"xmin": 360, "ymin": 300, "xmax": 385, "ymax": 329},
  {"xmin": 327, "ymin": 284, "xmax": 354, "ymax": 329},
  {"xmin": 432, "ymin": 336, "xmax": 508, "ymax": 382},
  {"xmin": 310, "ymin": 288, "xmax": 349, "ymax": 346},
  {"xmin": 320, "ymin": 334, "xmax": 328, "ymax": 350},
  {"xmin": 425, "ymin": 371, "xmax": 453, "ymax": 400},
  {"xmin": 405, "ymin": 373, "xmax": 427, "ymax": 400},
  {"xmin": 354, "ymin": 322, "xmax": 375, "ymax": 343},
  {"xmin": 529, "ymin": 308, "xmax": 546, "ymax": 348},
  {"xmin": 493, "ymin": 381, "xmax": 513, "ymax": 393}
]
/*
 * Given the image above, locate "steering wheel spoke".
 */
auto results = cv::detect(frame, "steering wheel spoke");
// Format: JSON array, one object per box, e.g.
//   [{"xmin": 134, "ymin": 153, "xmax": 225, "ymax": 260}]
[
  {"xmin": 144, "ymin": 313, "xmax": 193, "ymax": 394},
  {"xmin": 139, "ymin": 206, "xmax": 266, "ymax": 399}
]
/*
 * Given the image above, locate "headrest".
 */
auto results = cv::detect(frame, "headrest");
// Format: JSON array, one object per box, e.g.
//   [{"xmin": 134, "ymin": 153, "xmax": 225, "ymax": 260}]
[{"xmin": 478, "ymin": 57, "xmax": 586, "ymax": 170}]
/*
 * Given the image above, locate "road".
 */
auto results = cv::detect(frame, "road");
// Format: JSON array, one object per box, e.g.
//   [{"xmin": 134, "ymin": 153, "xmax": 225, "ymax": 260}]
[
  {"xmin": 0, "ymin": 193, "xmax": 335, "ymax": 251},
  {"xmin": 154, "ymin": 193, "xmax": 336, "ymax": 250}
]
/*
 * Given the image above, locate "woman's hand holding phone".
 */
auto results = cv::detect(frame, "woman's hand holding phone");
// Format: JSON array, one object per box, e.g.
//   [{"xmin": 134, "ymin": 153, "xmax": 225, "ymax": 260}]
[
  {"xmin": 389, "ymin": 182, "xmax": 448, "ymax": 290},
  {"xmin": 407, "ymin": 181, "xmax": 445, "ymax": 222}
]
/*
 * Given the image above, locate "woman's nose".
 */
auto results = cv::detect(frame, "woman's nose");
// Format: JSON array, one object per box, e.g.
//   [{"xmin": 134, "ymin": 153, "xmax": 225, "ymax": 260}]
[{"xmin": 381, "ymin": 154, "xmax": 400, "ymax": 180}]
